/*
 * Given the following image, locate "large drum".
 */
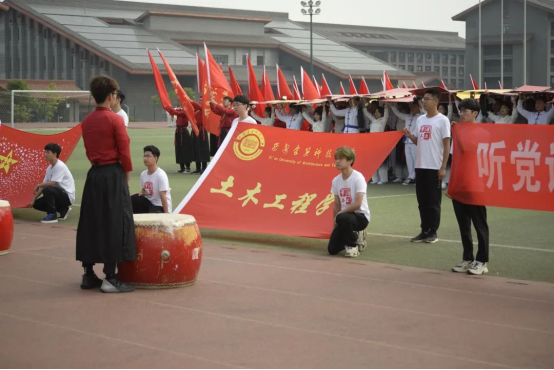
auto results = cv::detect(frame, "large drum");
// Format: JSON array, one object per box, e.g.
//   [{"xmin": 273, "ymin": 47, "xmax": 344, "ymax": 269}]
[
  {"xmin": 0, "ymin": 200, "xmax": 14, "ymax": 256},
  {"xmin": 118, "ymin": 214, "xmax": 202, "ymax": 288}
]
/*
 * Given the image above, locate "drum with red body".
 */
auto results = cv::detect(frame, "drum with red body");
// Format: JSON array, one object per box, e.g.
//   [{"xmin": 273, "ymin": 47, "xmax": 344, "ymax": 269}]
[
  {"xmin": 118, "ymin": 214, "xmax": 202, "ymax": 288},
  {"xmin": 0, "ymin": 200, "xmax": 14, "ymax": 256}
]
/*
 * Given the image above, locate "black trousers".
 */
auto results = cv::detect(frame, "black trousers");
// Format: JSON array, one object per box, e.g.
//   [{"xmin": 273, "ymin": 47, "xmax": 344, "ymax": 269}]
[
  {"xmin": 82, "ymin": 262, "xmax": 116, "ymax": 276},
  {"xmin": 452, "ymin": 199, "xmax": 489, "ymax": 263},
  {"xmin": 131, "ymin": 194, "xmax": 164, "ymax": 214},
  {"xmin": 328, "ymin": 212, "xmax": 369, "ymax": 255},
  {"xmin": 33, "ymin": 186, "xmax": 71, "ymax": 214},
  {"xmin": 415, "ymin": 168, "xmax": 442, "ymax": 234}
]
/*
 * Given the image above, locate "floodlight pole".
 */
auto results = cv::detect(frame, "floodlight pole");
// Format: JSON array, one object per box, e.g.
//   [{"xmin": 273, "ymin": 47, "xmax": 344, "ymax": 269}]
[{"xmin": 310, "ymin": 12, "xmax": 313, "ymax": 77}]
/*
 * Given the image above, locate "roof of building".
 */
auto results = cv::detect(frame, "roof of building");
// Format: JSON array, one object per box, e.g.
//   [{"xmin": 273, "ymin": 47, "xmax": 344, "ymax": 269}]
[
  {"xmin": 303, "ymin": 22, "xmax": 465, "ymax": 51},
  {"xmin": 4, "ymin": 0, "xmax": 414, "ymax": 79},
  {"xmin": 0, "ymin": 79, "xmax": 84, "ymax": 91},
  {"xmin": 452, "ymin": 0, "xmax": 554, "ymax": 20}
]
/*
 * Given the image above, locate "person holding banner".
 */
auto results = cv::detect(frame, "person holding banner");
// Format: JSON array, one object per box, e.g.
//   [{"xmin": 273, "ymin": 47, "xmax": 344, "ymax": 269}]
[
  {"xmin": 169, "ymin": 107, "xmax": 193, "ymax": 173},
  {"xmin": 76, "ymin": 76, "xmax": 136, "ymax": 293},
  {"xmin": 275, "ymin": 103, "xmax": 303, "ymax": 130},
  {"xmin": 364, "ymin": 104, "xmax": 390, "ymax": 185},
  {"xmin": 231, "ymin": 95, "xmax": 257, "ymax": 125},
  {"xmin": 449, "ymin": 98, "xmax": 490, "ymax": 275},
  {"xmin": 301, "ymin": 105, "xmax": 326, "ymax": 132},
  {"xmin": 481, "ymin": 95, "xmax": 518, "ymax": 124},
  {"xmin": 191, "ymin": 100, "xmax": 210, "ymax": 174},
  {"xmin": 328, "ymin": 147, "xmax": 370, "ymax": 257},
  {"xmin": 403, "ymin": 89, "xmax": 451, "ymax": 244},
  {"xmin": 516, "ymin": 95, "xmax": 554, "ymax": 125},
  {"xmin": 251, "ymin": 106, "xmax": 276, "ymax": 127},
  {"xmin": 210, "ymin": 93, "xmax": 237, "ymax": 149},
  {"xmin": 327, "ymin": 97, "xmax": 362, "ymax": 134}
]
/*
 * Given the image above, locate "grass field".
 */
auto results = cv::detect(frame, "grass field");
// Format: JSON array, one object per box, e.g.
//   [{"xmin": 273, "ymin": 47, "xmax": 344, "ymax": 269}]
[{"xmin": 13, "ymin": 128, "xmax": 554, "ymax": 283}]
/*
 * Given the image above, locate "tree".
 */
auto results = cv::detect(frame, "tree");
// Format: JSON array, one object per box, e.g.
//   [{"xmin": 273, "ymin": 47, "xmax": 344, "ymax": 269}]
[
  {"xmin": 34, "ymin": 83, "xmax": 64, "ymax": 122},
  {"xmin": 7, "ymin": 80, "xmax": 33, "ymax": 123}
]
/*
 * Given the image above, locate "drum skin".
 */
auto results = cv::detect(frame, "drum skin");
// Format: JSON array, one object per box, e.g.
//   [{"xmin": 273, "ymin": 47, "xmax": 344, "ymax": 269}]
[
  {"xmin": 0, "ymin": 200, "xmax": 14, "ymax": 256},
  {"xmin": 118, "ymin": 214, "xmax": 202, "ymax": 288}
]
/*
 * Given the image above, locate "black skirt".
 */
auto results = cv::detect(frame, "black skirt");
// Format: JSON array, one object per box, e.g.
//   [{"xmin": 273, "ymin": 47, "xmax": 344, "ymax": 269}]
[
  {"xmin": 192, "ymin": 127, "xmax": 211, "ymax": 162},
  {"xmin": 175, "ymin": 127, "xmax": 193, "ymax": 164},
  {"xmin": 76, "ymin": 163, "xmax": 137, "ymax": 263},
  {"xmin": 209, "ymin": 132, "xmax": 219, "ymax": 156}
]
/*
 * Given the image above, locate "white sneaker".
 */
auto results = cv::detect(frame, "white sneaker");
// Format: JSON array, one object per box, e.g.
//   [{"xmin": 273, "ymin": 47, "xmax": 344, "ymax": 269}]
[
  {"xmin": 377, "ymin": 181, "xmax": 386, "ymax": 185},
  {"xmin": 344, "ymin": 246, "xmax": 359, "ymax": 258},
  {"xmin": 452, "ymin": 260, "xmax": 473, "ymax": 273},
  {"xmin": 402, "ymin": 178, "xmax": 412, "ymax": 186},
  {"xmin": 393, "ymin": 177, "xmax": 403, "ymax": 183},
  {"xmin": 356, "ymin": 229, "xmax": 367, "ymax": 251},
  {"xmin": 441, "ymin": 182, "xmax": 447, "ymax": 190},
  {"xmin": 467, "ymin": 261, "xmax": 488, "ymax": 275}
]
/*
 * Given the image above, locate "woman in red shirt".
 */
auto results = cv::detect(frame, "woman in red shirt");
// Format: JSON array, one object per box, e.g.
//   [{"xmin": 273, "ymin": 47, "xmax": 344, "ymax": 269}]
[{"xmin": 76, "ymin": 76, "xmax": 136, "ymax": 293}]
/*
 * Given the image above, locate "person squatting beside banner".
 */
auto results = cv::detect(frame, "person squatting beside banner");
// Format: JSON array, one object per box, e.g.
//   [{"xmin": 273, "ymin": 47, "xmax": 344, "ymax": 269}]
[
  {"xmin": 0, "ymin": 124, "xmax": 82, "ymax": 208},
  {"xmin": 175, "ymin": 123, "xmax": 403, "ymax": 238},
  {"xmin": 449, "ymin": 124, "xmax": 554, "ymax": 212}
]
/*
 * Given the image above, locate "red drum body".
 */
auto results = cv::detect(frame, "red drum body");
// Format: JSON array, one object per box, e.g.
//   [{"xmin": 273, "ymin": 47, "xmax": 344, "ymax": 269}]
[
  {"xmin": 0, "ymin": 200, "xmax": 14, "ymax": 256},
  {"xmin": 118, "ymin": 214, "xmax": 202, "ymax": 288}
]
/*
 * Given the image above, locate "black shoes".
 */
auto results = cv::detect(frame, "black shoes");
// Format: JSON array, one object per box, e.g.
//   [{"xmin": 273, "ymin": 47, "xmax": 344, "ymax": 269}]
[
  {"xmin": 411, "ymin": 232, "xmax": 429, "ymax": 243},
  {"xmin": 80, "ymin": 274, "xmax": 103, "ymax": 289},
  {"xmin": 101, "ymin": 278, "xmax": 135, "ymax": 293}
]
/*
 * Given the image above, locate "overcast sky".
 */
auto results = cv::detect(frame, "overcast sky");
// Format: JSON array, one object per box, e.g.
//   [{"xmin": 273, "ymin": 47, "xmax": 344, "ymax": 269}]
[{"xmin": 117, "ymin": 0, "xmax": 478, "ymax": 38}]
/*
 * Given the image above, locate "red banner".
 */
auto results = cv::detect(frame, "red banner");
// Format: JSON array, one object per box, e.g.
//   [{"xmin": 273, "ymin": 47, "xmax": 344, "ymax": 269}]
[
  {"xmin": 449, "ymin": 124, "xmax": 554, "ymax": 212},
  {"xmin": 0, "ymin": 124, "xmax": 82, "ymax": 208},
  {"xmin": 175, "ymin": 124, "xmax": 403, "ymax": 238}
]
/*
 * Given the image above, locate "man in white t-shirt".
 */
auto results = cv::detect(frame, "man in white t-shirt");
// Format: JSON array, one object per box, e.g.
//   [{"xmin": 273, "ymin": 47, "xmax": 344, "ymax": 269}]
[
  {"xmin": 30, "ymin": 143, "xmax": 75, "ymax": 223},
  {"xmin": 131, "ymin": 145, "xmax": 172, "ymax": 213},
  {"xmin": 328, "ymin": 146, "xmax": 371, "ymax": 258},
  {"xmin": 403, "ymin": 89, "xmax": 451, "ymax": 244},
  {"xmin": 113, "ymin": 90, "xmax": 129, "ymax": 127},
  {"xmin": 231, "ymin": 95, "xmax": 258, "ymax": 126}
]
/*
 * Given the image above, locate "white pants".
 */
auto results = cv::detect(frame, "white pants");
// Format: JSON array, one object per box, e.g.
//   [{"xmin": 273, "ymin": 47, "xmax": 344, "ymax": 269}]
[
  {"xmin": 405, "ymin": 143, "xmax": 417, "ymax": 180},
  {"xmin": 372, "ymin": 163, "xmax": 388, "ymax": 183}
]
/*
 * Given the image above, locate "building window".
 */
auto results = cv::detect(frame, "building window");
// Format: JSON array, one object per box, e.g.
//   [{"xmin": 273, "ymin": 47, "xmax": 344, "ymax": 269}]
[
  {"xmin": 257, "ymin": 55, "xmax": 264, "ymax": 65},
  {"xmin": 451, "ymin": 67, "xmax": 456, "ymax": 76},
  {"xmin": 408, "ymin": 52, "xmax": 414, "ymax": 62},
  {"xmin": 442, "ymin": 66, "xmax": 448, "ymax": 75},
  {"xmin": 458, "ymin": 79, "xmax": 464, "ymax": 88},
  {"xmin": 416, "ymin": 66, "xmax": 423, "ymax": 72},
  {"xmin": 399, "ymin": 65, "xmax": 405, "ymax": 70},
  {"xmin": 434, "ymin": 54, "xmax": 440, "ymax": 64},
  {"xmin": 434, "ymin": 66, "xmax": 440, "ymax": 73},
  {"xmin": 390, "ymin": 51, "xmax": 396, "ymax": 63},
  {"xmin": 213, "ymin": 54, "xmax": 229, "ymax": 65},
  {"xmin": 242, "ymin": 55, "xmax": 247, "ymax": 65},
  {"xmin": 425, "ymin": 66, "xmax": 432, "ymax": 72},
  {"xmin": 459, "ymin": 55, "xmax": 465, "ymax": 64},
  {"xmin": 442, "ymin": 54, "xmax": 448, "ymax": 64},
  {"xmin": 408, "ymin": 65, "xmax": 414, "ymax": 72},
  {"xmin": 450, "ymin": 54, "xmax": 457, "ymax": 64},
  {"xmin": 425, "ymin": 53, "xmax": 432, "ymax": 64},
  {"xmin": 459, "ymin": 67, "xmax": 465, "ymax": 76},
  {"xmin": 52, "ymin": 56, "xmax": 55, "ymax": 70},
  {"xmin": 399, "ymin": 52, "xmax": 405, "ymax": 62},
  {"xmin": 416, "ymin": 53, "xmax": 423, "ymax": 63}
]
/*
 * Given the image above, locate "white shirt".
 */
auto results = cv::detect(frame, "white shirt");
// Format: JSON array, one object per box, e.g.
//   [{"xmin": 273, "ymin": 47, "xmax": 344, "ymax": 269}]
[
  {"xmin": 330, "ymin": 111, "xmax": 345, "ymax": 133},
  {"xmin": 250, "ymin": 111, "xmax": 275, "ymax": 126},
  {"xmin": 487, "ymin": 108, "xmax": 518, "ymax": 124},
  {"xmin": 302, "ymin": 109, "xmax": 327, "ymax": 133},
  {"xmin": 415, "ymin": 113, "xmax": 451, "ymax": 170},
  {"xmin": 391, "ymin": 106, "xmax": 422, "ymax": 144},
  {"xmin": 331, "ymin": 170, "xmax": 370, "ymax": 222},
  {"xmin": 517, "ymin": 100, "xmax": 554, "ymax": 125},
  {"xmin": 140, "ymin": 168, "xmax": 172, "ymax": 212},
  {"xmin": 329, "ymin": 104, "xmax": 359, "ymax": 133},
  {"xmin": 231, "ymin": 116, "xmax": 258, "ymax": 127},
  {"xmin": 275, "ymin": 110, "xmax": 303, "ymax": 130},
  {"xmin": 363, "ymin": 108, "xmax": 389, "ymax": 133},
  {"xmin": 44, "ymin": 159, "xmax": 75, "ymax": 203},
  {"xmin": 116, "ymin": 109, "xmax": 129, "ymax": 127}
]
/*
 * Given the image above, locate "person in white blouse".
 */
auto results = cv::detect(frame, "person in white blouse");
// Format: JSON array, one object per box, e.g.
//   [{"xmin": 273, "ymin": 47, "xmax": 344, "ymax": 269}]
[
  {"xmin": 275, "ymin": 103, "xmax": 303, "ymax": 130},
  {"xmin": 330, "ymin": 100, "xmax": 346, "ymax": 133},
  {"xmin": 516, "ymin": 95, "xmax": 554, "ymax": 125},
  {"xmin": 364, "ymin": 103, "xmax": 390, "ymax": 184},
  {"xmin": 301, "ymin": 104, "xmax": 327, "ymax": 133},
  {"xmin": 391, "ymin": 99, "xmax": 425, "ymax": 185},
  {"xmin": 251, "ymin": 106, "xmax": 275, "ymax": 126},
  {"xmin": 327, "ymin": 96, "xmax": 361, "ymax": 134},
  {"xmin": 481, "ymin": 95, "xmax": 518, "ymax": 124}
]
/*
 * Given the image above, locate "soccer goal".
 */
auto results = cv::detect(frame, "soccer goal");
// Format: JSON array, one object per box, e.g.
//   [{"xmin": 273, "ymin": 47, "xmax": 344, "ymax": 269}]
[{"xmin": 0, "ymin": 90, "xmax": 94, "ymax": 128}]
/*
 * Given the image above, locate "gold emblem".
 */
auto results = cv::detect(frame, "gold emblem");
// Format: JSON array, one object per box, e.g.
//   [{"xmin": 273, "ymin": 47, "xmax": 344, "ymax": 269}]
[
  {"xmin": 233, "ymin": 128, "xmax": 265, "ymax": 161},
  {"xmin": 0, "ymin": 149, "xmax": 19, "ymax": 175}
]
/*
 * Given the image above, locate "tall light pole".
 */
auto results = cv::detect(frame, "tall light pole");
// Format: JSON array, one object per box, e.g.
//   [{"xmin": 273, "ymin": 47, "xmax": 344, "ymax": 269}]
[{"xmin": 301, "ymin": 1, "xmax": 321, "ymax": 77}]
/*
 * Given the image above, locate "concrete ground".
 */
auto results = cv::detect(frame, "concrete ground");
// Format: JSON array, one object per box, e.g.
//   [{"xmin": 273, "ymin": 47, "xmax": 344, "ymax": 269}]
[{"xmin": 1, "ymin": 220, "xmax": 553, "ymax": 368}]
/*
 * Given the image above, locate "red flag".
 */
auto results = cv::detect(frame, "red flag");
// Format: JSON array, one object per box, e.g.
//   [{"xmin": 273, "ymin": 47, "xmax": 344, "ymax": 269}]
[
  {"xmin": 313, "ymin": 75, "xmax": 321, "ymax": 95},
  {"xmin": 401, "ymin": 81, "xmax": 408, "ymax": 89},
  {"xmin": 261, "ymin": 65, "xmax": 276, "ymax": 101},
  {"xmin": 498, "ymin": 81, "xmax": 503, "ymax": 89},
  {"xmin": 383, "ymin": 71, "xmax": 395, "ymax": 91},
  {"xmin": 470, "ymin": 74, "xmax": 479, "ymax": 90},
  {"xmin": 440, "ymin": 79, "xmax": 447, "ymax": 89},
  {"xmin": 420, "ymin": 82, "xmax": 427, "ymax": 88},
  {"xmin": 320, "ymin": 73, "xmax": 333, "ymax": 96},
  {"xmin": 484, "ymin": 81, "xmax": 488, "ymax": 90},
  {"xmin": 147, "ymin": 50, "xmax": 172, "ymax": 111},
  {"xmin": 276, "ymin": 64, "xmax": 294, "ymax": 100},
  {"xmin": 339, "ymin": 82, "xmax": 346, "ymax": 95},
  {"xmin": 246, "ymin": 55, "xmax": 266, "ymax": 116},
  {"xmin": 300, "ymin": 67, "xmax": 320, "ymax": 100},
  {"xmin": 412, "ymin": 81, "xmax": 418, "ymax": 89},
  {"xmin": 228, "ymin": 65, "xmax": 243, "ymax": 96},
  {"xmin": 158, "ymin": 49, "xmax": 199, "ymax": 136},
  {"xmin": 348, "ymin": 75, "xmax": 358, "ymax": 95},
  {"xmin": 359, "ymin": 76, "xmax": 370, "ymax": 95},
  {"xmin": 198, "ymin": 54, "xmax": 220, "ymax": 136},
  {"xmin": 292, "ymin": 76, "xmax": 302, "ymax": 100},
  {"xmin": 175, "ymin": 123, "xmax": 403, "ymax": 238},
  {"xmin": 204, "ymin": 43, "xmax": 234, "ymax": 135},
  {"xmin": 0, "ymin": 125, "xmax": 82, "ymax": 208}
]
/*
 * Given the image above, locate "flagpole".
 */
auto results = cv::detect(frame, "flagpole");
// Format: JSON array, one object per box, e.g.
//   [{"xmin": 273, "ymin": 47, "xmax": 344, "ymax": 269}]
[
  {"xmin": 479, "ymin": 0, "xmax": 483, "ymax": 85},
  {"xmin": 501, "ymin": 0, "xmax": 504, "ymax": 87},
  {"xmin": 523, "ymin": 0, "xmax": 527, "ymax": 85}
]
